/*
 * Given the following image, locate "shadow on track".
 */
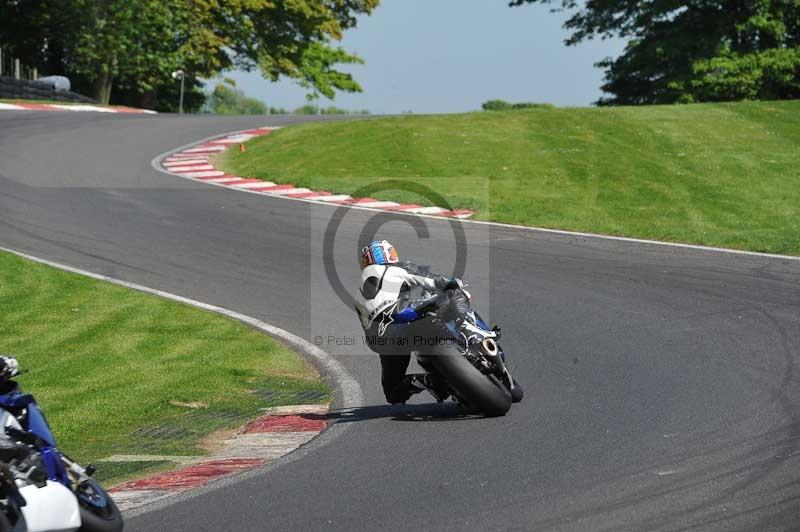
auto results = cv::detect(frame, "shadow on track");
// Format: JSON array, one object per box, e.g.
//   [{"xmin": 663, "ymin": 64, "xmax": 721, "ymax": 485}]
[{"xmin": 324, "ymin": 402, "xmax": 486, "ymax": 423}]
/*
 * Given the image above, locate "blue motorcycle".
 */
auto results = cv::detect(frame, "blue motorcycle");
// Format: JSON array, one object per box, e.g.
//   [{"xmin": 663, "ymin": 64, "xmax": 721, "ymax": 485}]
[
  {"xmin": 0, "ymin": 382, "xmax": 123, "ymax": 532},
  {"xmin": 393, "ymin": 288, "xmax": 524, "ymax": 416}
]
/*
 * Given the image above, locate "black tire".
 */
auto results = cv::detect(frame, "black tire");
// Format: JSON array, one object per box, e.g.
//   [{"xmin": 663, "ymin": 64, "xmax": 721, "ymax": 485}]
[
  {"xmin": 509, "ymin": 378, "xmax": 524, "ymax": 403},
  {"xmin": 430, "ymin": 351, "xmax": 511, "ymax": 417},
  {"xmin": 76, "ymin": 480, "xmax": 123, "ymax": 532}
]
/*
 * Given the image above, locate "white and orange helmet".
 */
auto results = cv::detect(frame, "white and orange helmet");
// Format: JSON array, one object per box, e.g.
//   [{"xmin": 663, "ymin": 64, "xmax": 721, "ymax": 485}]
[{"xmin": 360, "ymin": 240, "xmax": 399, "ymax": 269}]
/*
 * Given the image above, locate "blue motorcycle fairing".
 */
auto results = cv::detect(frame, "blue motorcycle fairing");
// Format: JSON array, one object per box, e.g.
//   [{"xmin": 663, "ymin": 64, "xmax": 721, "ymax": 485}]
[
  {"xmin": 393, "ymin": 307, "xmax": 421, "ymax": 324},
  {"xmin": 41, "ymin": 447, "xmax": 69, "ymax": 485},
  {"xmin": 0, "ymin": 391, "xmax": 35, "ymax": 409},
  {"xmin": 22, "ymin": 404, "xmax": 69, "ymax": 485},
  {"xmin": 27, "ymin": 403, "xmax": 56, "ymax": 447},
  {"xmin": 0, "ymin": 390, "xmax": 70, "ymax": 485}
]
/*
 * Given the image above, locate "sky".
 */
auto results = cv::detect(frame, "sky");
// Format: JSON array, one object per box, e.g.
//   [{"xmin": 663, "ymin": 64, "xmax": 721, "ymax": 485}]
[{"xmin": 225, "ymin": 0, "xmax": 626, "ymax": 114}]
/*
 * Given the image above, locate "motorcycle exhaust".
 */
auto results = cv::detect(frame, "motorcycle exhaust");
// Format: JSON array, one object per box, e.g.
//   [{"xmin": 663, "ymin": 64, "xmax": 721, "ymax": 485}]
[{"xmin": 481, "ymin": 338, "xmax": 499, "ymax": 357}]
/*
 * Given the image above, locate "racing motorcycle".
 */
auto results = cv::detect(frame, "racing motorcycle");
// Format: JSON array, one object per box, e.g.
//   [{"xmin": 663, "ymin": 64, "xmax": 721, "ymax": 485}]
[
  {"xmin": 0, "ymin": 382, "xmax": 123, "ymax": 532},
  {"xmin": 394, "ymin": 288, "xmax": 523, "ymax": 417},
  {"xmin": 0, "ymin": 448, "xmax": 81, "ymax": 532}
]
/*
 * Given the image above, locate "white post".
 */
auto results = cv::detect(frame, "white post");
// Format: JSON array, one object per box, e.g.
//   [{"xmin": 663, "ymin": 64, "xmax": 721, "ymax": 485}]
[
  {"xmin": 172, "ymin": 69, "xmax": 185, "ymax": 114},
  {"xmin": 14, "ymin": 58, "xmax": 20, "ymax": 80},
  {"xmin": 179, "ymin": 73, "xmax": 185, "ymax": 114},
  {"xmin": 32, "ymin": 67, "xmax": 37, "ymax": 80}
]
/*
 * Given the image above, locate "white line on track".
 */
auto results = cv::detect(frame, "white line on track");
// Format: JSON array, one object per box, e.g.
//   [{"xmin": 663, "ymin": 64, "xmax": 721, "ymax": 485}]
[
  {"xmin": 166, "ymin": 154, "xmax": 210, "ymax": 160},
  {"xmin": 306, "ymin": 194, "xmax": 351, "ymax": 202},
  {"xmin": 266, "ymin": 187, "xmax": 312, "ymax": 195},
  {"xmin": 175, "ymin": 170, "xmax": 225, "ymax": 179},
  {"xmin": 164, "ymin": 161, "xmax": 209, "ymax": 168},
  {"xmin": 182, "ymin": 146, "xmax": 226, "ymax": 154},
  {"xmin": 230, "ymin": 181, "xmax": 278, "ymax": 189},
  {"xmin": 403, "ymin": 206, "xmax": 448, "ymax": 215},
  {"xmin": 212, "ymin": 135, "xmax": 256, "ymax": 144},
  {"xmin": 165, "ymin": 165, "xmax": 216, "ymax": 172},
  {"xmin": 353, "ymin": 201, "xmax": 400, "ymax": 208},
  {"xmin": 205, "ymin": 177, "xmax": 246, "ymax": 183}
]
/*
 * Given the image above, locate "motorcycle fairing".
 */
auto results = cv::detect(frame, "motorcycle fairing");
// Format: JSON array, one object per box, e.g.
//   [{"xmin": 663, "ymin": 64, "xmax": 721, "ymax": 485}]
[
  {"xmin": 0, "ymin": 391, "xmax": 70, "ymax": 484},
  {"xmin": 19, "ymin": 481, "xmax": 81, "ymax": 532},
  {"xmin": 26, "ymin": 403, "xmax": 56, "ymax": 447}
]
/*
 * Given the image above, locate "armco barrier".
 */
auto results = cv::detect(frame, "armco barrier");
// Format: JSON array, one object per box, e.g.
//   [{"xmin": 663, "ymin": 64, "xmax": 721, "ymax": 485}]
[{"xmin": 0, "ymin": 76, "xmax": 95, "ymax": 103}]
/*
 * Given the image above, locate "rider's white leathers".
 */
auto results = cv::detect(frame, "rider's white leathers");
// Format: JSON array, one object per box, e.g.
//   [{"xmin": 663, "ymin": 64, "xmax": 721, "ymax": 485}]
[
  {"xmin": 354, "ymin": 263, "xmax": 466, "ymax": 403},
  {"xmin": 354, "ymin": 263, "xmax": 442, "ymax": 335}
]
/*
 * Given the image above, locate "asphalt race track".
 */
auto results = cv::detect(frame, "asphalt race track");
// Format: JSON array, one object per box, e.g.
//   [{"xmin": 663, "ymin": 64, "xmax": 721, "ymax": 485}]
[{"xmin": 1, "ymin": 111, "xmax": 799, "ymax": 531}]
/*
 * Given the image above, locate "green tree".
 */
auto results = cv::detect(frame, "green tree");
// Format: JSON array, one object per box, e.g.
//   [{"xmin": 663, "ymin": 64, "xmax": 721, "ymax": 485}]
[
  {"xmin": 208, "ymin": 78, "xmax": 268, "ymax": 115},
  {"xmin": 511, "ymin": 0, "xmax": 800, "ymax": 104},
  {"xmin": 70, "ymin": 0, "xmax": 184, "ymax": 103},
  {"xmin": 482, "ymin": 99, "xmax": 512, "ymax": 111},
  {"xmin": 0, "ymin": 0, "xmax": 379, "ymax": 105},
  {"xmin": 293, "ymin": 103, "xmax": 320, "ymax": 115}
]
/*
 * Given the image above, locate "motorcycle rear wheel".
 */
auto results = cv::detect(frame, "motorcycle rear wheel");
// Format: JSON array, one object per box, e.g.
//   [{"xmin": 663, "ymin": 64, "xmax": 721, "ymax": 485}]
[
  {"xmin": 430, "ymin": 350, "xmax": 511, "ymax": 417},
  {"xmin": 509, "ymin": 378, "xmax": 524, "ymax": 403}
]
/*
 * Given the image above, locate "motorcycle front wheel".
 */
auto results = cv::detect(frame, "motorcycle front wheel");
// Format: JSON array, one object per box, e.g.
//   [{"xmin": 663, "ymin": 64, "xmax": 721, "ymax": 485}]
[{"xmin": 75, "ymin": 479, "xmax": 123, "ymax": 532}]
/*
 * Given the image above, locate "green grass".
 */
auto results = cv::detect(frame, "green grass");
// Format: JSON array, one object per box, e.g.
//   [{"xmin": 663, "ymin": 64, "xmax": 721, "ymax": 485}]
[
  {"xmin": 0, "ymin": 252, "xmax": 327, "ymax": 483},
  {"xmin": 219, "ymin": 100, "xmax": 800, "ymax": 255}
]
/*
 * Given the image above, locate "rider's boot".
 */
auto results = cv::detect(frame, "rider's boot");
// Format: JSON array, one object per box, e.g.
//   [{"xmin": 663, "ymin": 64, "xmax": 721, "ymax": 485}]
[{"xmin": 409, "ymin": 374, "xmax": 450, "ymax": 403}]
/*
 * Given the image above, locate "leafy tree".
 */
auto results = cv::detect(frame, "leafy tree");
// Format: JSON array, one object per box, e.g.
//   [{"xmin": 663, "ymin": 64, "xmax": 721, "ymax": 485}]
[
  {"xmin": 0, "ymin": 0, "xmax": 379, "ymax": 105},
  {"xmin": 207, "ymin": 78, "xmax": 268, "ymax": 115},
  {"xmin": 321, "ymin": 106, "xmax": 346, "ymax": 114},
  {"xmin": 293, "ymin": 103, "xmax": 320, "ymax": 115},
  {"xmin": 510, "ymin": 0, "xmax": 800, "ymax": 104},
  {"xmin": 294, "ymin": 43, "xmax": 364, "ymax": 100},
  {"xmin": 291, "ymin": 104, "xmax": 370, "ymax": 115},
  {"xmin": 482, "ymin": 99, "xmax": 513, "ymax": 111},
  {"xmin": 482, "ymin": 100, "xmax": 554, "ymax": 110},
  {"xmin": 70, "ymin": 0, "xmax": 183, "ymax": 103},
  {"xmin": 240, "ymin": 97, "xmax": 268, "ymax": 115}
]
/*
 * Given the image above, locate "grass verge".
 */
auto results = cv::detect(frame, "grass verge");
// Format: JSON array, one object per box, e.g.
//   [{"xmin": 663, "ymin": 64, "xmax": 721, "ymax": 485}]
[
  {"xmin": 219, "ymin": 100, "xmax": 800, "ymax": 255},
  {"xmin": 0, "ymin": 251, "xmax": 327, "ymax": 484}
]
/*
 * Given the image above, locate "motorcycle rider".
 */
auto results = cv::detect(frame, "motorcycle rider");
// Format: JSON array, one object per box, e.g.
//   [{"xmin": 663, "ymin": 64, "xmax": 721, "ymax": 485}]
[
  {"xmin": 0, "ymin": 355, "xmax": 40, "ymax": 464},
  {"xmin": 0, "ymin": 356, "xmax": 19, "ymax": 394},
  {"xmin": 354, "ymin": 240, "xmax": 470, "ymax": 404}
]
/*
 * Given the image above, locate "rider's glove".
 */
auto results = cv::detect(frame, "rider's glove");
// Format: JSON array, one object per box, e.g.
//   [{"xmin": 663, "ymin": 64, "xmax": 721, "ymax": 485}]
[
  {"xmin": 444, "ymin": 278, "xmax": 463, "ymax": 291},
  {"xmin": 433, "ymin": 276, "xmax": 463, "ymax": 291},
  {"xmin": 0, "ymin": 357, "xmax": 20, "ymax": 378}
]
